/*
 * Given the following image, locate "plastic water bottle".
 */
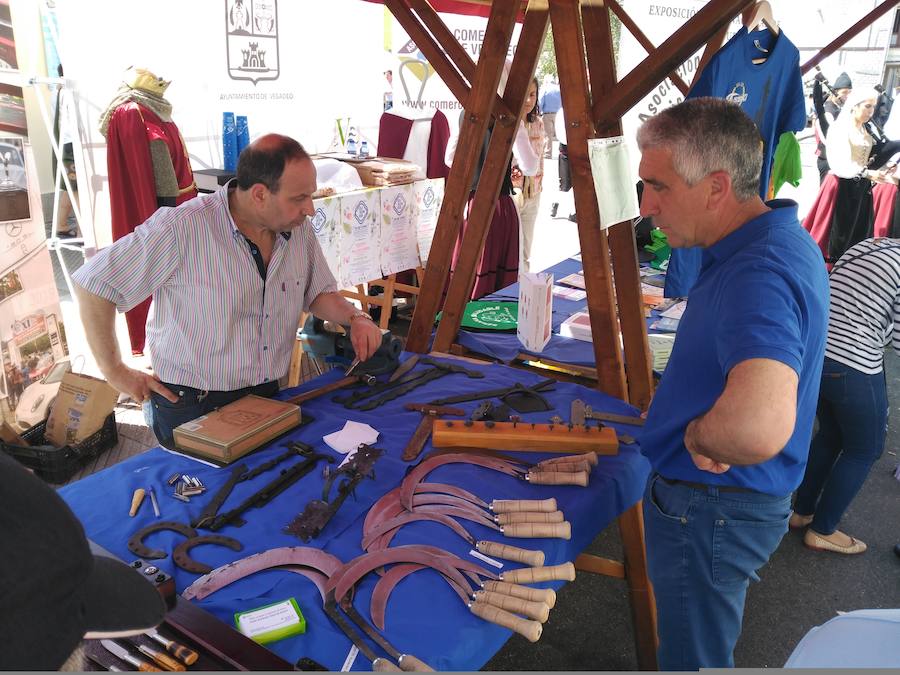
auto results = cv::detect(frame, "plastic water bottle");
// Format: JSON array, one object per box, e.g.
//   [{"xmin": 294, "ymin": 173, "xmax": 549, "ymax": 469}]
[
  {"xmin": 346, "ymin": 135, "xmax": 357, "ymax": 156},
  {"xmin": 358, "ymin": 140, "xmax": 369, "ymax": 158}
]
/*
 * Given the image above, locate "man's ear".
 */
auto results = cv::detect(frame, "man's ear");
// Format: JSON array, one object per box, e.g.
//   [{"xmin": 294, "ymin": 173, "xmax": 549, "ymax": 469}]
[
  {"xmin": 706, "ymin": 170, "xmax": 732, "ymax": 209},
  {"xmin": 249, "ymin": 183, "xmax": 268, "ymax": 206}
]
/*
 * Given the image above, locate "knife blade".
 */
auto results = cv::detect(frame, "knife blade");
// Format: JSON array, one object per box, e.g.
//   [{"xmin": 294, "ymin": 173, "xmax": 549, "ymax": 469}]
[
  {"xmin": 86, "ymin": 652, "xmax": 123, "ymax": 671},
  {"xmin": 125, "ymin": 637, "xmax": 186, "ymax": 671},
  {"xmin": 98, "ymin": 640, "xmax": 161, "ymax": 672},
  {"xmin": 389, "ymin": 353, "xmax": 419, "ymax": 382},
  {"xmin": 145, "ymin": 628, "xmax": 199, "ymax": 666}
]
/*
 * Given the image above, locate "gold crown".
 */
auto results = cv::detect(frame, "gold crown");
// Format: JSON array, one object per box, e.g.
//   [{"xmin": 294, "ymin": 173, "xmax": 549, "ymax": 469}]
[{"xmin": 125, "ymin": 67, "xmax": 170, "ymax": 96}]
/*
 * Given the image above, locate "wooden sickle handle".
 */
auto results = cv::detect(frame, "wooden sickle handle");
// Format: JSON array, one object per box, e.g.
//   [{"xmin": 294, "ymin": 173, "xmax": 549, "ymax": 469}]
[
  {"xmin": 469, "ymin": 602, "xmax": 543, "ymax": 642},
  {"xmin": 482, "ymin": 580, "xmax": 557, "ymax": 608},
  {"xmin": 530, "ymin": 460, "xmax": 592, "ymax": 474},
  {"xmin": 474, "ymin": 591, "xmax": 550, "ymax": 623},
  {"xmin": 372, "ymin": 657, "xmax": 403, "ymax": 671},
  {"xmin": 526, "ymin": 471, "xmax": 589, "ymax": 487},
  {"xmin": 398, "ymin": 654, "xmax": 434, "ymax": 672},
  {"xmin": 476, "ymin": 541, "xmax": 545, "ymax": 567},
  {"xmin": 496, "ymin": 511, "xmax": 564, "ymax": 525},
  {"xmin": 490, "ymin": 498, "xmax": 558, "ymax": 513},
  {"xmin": 501, "ymin": 521, "xmax": 571, "ymax": 540},
  {"xmin": 501, "ymin": 562, "xmax": 576, "ymax": 584},
  {"xmin": 538, "ymin": 452, "xmax": 598, "ymax": 467}
]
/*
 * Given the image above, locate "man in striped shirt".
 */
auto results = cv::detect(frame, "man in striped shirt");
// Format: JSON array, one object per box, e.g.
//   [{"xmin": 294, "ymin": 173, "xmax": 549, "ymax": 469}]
[{"xmin": 72, "ymin": 134, "xmax": 383, "ymax": 448}]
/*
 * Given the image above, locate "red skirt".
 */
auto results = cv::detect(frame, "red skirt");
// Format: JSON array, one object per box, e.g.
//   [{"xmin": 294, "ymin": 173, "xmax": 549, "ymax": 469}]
[
  {"xmin": 872, "ymin": 181, "xmax": 898, "ymax": 238},
  {"xmin": 450, "ymin": 194, "xmax": 520, "ymax": 300}
]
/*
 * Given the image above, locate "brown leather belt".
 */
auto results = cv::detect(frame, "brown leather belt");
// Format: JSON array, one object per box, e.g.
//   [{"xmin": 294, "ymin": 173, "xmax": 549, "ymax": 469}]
[{"xmin": 658, "ymin": 474, "xmax": 757, "ymax": 494}]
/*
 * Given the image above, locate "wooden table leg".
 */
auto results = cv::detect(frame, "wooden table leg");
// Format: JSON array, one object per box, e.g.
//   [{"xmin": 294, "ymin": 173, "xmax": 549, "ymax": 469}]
[{"xmin": 617, "ymin": 500, "xmax": 658, "ymax": 671}]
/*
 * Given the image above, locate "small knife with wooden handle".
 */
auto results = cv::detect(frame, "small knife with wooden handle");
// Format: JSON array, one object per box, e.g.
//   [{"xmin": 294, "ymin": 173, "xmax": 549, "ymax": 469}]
[
  {"xmin": 98, "ymin": 640, "xmax": 160, "ymax": 672},
  {"xmin": 145, "ymin": 629, "xmax": 199, "ymax": 666},
  {"xmin": 124, "ymin": 638, "xmax": 186, "ymax": 671}
]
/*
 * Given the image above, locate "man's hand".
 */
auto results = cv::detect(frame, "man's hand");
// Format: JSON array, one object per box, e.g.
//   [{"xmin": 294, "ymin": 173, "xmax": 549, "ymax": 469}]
[
  {"xmin": 349, "ymin": 317, "xmax": 383, "ymax": 362},
  {"xmin": 685, "ymin": 418, "xmax": 731, "ymax": 474},
  {"xmin": 106, "ymin": 363, "xmax": 178, "ymax": 404}
]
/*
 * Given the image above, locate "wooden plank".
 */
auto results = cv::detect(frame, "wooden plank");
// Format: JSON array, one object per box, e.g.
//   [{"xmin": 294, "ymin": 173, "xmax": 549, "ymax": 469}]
[
  {"xmin": 408, "ymin": 0, "xmax": 514, "ymax": 118},
  {"xmin": 431, "ymin": 1, "xmax": 549, "ymax": 351},
  {"xmin": 574, "ymin": 553, "xmax": 626, "ymax": 579},
  {"xmin": 549, "ymin": 0, "xmax": 627, "ymax": 401},
  {"xmin": 405, "ymin": 0, "xmax": 521, "ymax": 353},
  {"xmin": 582, "ymin": 3, "xmax": 654, "ymax": 411},
  {"xmin": 800, "ymin": 0, "xmax": 900, "ymax": 74},
  {"xmin": 593, "ymin": 0, "xmax": 754, "ymax": 130},
  {"xmin": 605, "ymin": 0, "xmax": 689, "ymax": 96},
  {"xmin": 617, "ymin": 501, "xmax": 659, "ymax": 671}
]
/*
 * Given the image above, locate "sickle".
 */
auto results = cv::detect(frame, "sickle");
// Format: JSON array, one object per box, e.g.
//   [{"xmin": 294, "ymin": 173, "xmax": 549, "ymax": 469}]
[
  {"xmin": 363, "ymin": 483, "xmax": 489, "ymax": 539},
  {"xmin": 364, "ymin": 503, "xmax": 503, "ymax": 555},
  {"xmin": 128, "ymin": 521, "xmax": 198, "ymax": 560},
  {"xmin": 399, "ymin": 453, "xmax": 527, "ymax": 510},
  {"xmin": 182, "ymin": 546, "xmax": 345, "ymax": 600},
  {"xmin": 418, "ymin": 482, "xmax": 489, "ymax": 509},
  {"xmin": 172, "ymin": 534, "xmax": 244, "ymax": 574},
  {"xmin": 371, "ymin": 563, "xmax": 475, "ymax": 631},
  {"xmin": 360, "ymin": 511, "xmax": 477, "ymax": 550}
]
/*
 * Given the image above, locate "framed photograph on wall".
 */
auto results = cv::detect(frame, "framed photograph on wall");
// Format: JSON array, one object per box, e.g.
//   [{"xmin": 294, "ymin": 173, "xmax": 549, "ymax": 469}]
[{"xmin": 0, "ymin": 137, "xmax": 30, "ymax": 223}]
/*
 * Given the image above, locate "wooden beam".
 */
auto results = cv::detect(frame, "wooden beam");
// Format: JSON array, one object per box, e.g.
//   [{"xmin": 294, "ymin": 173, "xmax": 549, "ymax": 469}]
[
  {"xmin": 408, "ymin": 0, "xmax": 514, "ymax": 118},
  {"xmin": 606, "ymin": 0, "xmax": 689, "ymax": 96},
  {"xmin": 800, "ymin": 0, "xmax": 900, "ymax": 75},
  {"xmin": 582, "ymin": 2, "xmax": 654, "ymax": 411},
  {"xmin": 594, "ymin": 0, "xmax": 754, "ymax": 130},
  {"xmin": 575, "ymin": 553, "xmax": 626, "ymax": 579},
  {"xmin": 617, "ymin": 501, "xmax": 659, "ymax": 671},
  {"xmin": 385, "ymin": 0, "xmax": 473, "ymax": 108},
  {"xmin": 432, "ymin": 1, "xmax": 550, "ymax": 351},
  {"xmin": 549, "ymin": 0, "xmax": 627, "ymax": 401},
  {"xmin": 406, "ymin": 0, "xmax": 521, "ymax": 353}
]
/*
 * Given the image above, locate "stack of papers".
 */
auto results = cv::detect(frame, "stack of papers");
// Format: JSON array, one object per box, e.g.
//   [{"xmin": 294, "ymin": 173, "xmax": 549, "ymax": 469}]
[
  {"xmin": 559, "ymin": 311, "xmax": 593, "ymax": 342},
  {"xmin": 552, "ymin": 285, "xmax": 587, "ymax": 301},
  {"xmin": 558, "ymin": 272, "xmax": 586, "ymax": 289}
]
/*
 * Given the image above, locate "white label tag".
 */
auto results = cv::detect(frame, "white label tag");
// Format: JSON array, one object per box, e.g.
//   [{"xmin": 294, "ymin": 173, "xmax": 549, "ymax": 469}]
[
  {"xmin": 341, "ymin": 644, "xmax": 359, "ymax": 672},
  {"xmin": 470, "ymin": 549, "xmax": 504, "ymax": 569},
  {"xmin": 236, "ymin": 600, "xmax": 299, "ymax": 638}
]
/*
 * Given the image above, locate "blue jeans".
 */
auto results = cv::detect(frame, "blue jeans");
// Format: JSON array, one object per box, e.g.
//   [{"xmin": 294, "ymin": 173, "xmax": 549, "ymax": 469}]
[
  {"xmin": 643, "ymin": 474, "xmax": 791, "ymax": 670},
  {"xmin": 794, "ymin": 357, "xmax": 888, "ymax": 534},
  {"xmin": 149, "ymin": 380, "xmax": 278, "ymax": 449}
]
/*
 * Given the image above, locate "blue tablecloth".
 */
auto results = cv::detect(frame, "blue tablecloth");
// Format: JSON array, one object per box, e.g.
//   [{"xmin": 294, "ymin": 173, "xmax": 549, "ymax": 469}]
[
  {"xmin": 456, "ymin": 256, "xmax": 668, "ymax": 367},
  {"xmin": 59, "ymin": 357, "xmax": 651, "ymax": 671}
]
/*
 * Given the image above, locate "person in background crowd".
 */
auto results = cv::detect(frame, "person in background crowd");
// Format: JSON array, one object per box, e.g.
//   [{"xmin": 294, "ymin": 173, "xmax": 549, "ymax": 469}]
[
  {"xmin": 72, "ymin": 134, "xmax": 383, "ymax": 449},
  {"xmin": 873, "ymin": 84, "xmax": 893, "ymax": 128},
  {"xmin": 636, "ymin": 97, "xmax": 828, "ymax": 670},
  {"xmin": 538, "ymin": 75, "xmax": 561, "ymax": 159},
  {"xmin": 549, "ymin": 107, "xmax": 575, "ymax": 221},
  {"xmin": 444, "ymin": 63, "xmax": 539, "ymax": 299},
  {"xmin": 4, "ymin": 362, "xmax": 23, "ymax": 409},
  {"xmin": 814, "ymin": 71, "xmax": 852, "ymax": 182},
  {"xmin": 0, "ymin": 452, "xmax": 166, "ymax": 670},
  {"xmin": 53, "ymin": 63, "xmax": 80, "ymax": 238},
  {"xmin": 512, "ymin": 76, "xmax": 546, "ymax": 273},
  {"xmin": 804, "ymin": 88, "xmax": 885, "ymax": 265},
  {"xmin": 790, "ymin": 237, "xmax": 900, "ymax": 554}
]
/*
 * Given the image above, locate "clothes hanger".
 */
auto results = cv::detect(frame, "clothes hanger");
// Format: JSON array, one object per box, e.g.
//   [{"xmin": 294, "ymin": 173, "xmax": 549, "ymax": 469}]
[{"xmin": 743, "ymin": 1, "xmax": 778, "ymax": 64}]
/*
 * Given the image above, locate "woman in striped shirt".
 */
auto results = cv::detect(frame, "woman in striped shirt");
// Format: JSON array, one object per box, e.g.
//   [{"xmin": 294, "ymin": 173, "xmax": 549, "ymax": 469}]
[{"xmin": 790, "ymin": 237, "xmax": 900, "ymax": 554}]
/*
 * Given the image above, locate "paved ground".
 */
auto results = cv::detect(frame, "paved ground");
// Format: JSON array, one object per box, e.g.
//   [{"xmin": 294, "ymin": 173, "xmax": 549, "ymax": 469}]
[{"xmin": 47, "ymin": 134, "xmax": 900, "ymax": 669}]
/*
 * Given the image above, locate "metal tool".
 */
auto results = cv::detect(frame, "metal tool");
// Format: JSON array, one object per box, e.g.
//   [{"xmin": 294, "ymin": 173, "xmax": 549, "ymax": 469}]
[
  {"xmin": 99, "ymin": 640, "xmax": 160, "ymax": 671},
  {"xmin": 148, "ymin": 486, "xmax": 160, "ymax": 517},
  {"xmin": 284, "ymin": 372, "xmax": 376, "ymax": 406},
  {"xmin": 401, "ymin": 403, "xmax": 466, "ymax": 462},
  {"xmin": 571, "ymin": 399, "xmax": 645, "ymax": 427},
  {"xmin": 124, "ymin": 637, "xmax": 186, "ymax": 671},
  {"xmin": 86, "ymin": 651, "xmax": 123, "ymax": 671},
  {"xmin": 388, "ymin": 353, "xmax": 419, "ymax": 382},
  {"xmin": 144, "ymin": 629, "xmax": 199, "ymax": 666},
  {"xmin": 427, "ymin": 378, "xmax": 557, "ymax": 412}
]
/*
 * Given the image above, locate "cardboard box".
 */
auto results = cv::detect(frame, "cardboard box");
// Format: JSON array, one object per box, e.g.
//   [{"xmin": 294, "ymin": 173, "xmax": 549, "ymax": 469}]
[
  {"xmin": 517, "ymin": 272, "xmax": 554, "ymax": 352},
  {"xmin": 44, "ymin": 372, "xmax": 119, "ymax": 447},
  {"xmin": 173, "ymin": 395, "xmax": 301, "ymax": 464}
]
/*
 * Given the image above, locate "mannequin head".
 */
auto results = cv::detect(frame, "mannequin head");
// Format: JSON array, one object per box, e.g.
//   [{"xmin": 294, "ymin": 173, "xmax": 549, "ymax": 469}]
[{"xmin": 125, "ymin": 67, "xmax": 171, "ymax": 97}]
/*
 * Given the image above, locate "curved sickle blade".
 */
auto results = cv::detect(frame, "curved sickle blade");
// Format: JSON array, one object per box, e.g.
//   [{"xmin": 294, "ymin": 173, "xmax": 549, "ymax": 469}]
[
  {"xmin": 361, "ymin": 511, "xmax": 476, "ymax": 550},
  {"xmin": 183, "ymin": 546, "xmax": 344, "ymax": 600},
  {"xmin": 371, "ymin": 563, "xmax": 473, "ymax": 631},
  {"xmin": 399, "ymin": 453, "xmax": 526, "ymax": 511}
]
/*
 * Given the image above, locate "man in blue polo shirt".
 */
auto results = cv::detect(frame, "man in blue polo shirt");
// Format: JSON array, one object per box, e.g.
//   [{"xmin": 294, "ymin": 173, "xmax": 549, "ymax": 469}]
[{"xmin": 636, "ymin": 98, "xmax": 828, "ymax": 670}]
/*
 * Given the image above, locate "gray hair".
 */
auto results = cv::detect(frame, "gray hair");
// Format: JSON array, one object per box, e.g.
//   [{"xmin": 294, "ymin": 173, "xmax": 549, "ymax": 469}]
[{"xmin": 636, "ymin": 97, "xmax": 763, "ymax": 202}]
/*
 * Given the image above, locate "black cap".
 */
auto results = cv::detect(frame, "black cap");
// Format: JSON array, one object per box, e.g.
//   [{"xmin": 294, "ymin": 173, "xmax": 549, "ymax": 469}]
[
  {"xmin": 0, "ymin": 453, "xmax": 166, "ymax": 669},
  {"xmin": 833, "ymin": 72, "xmax": 853, "ymax": 90}
]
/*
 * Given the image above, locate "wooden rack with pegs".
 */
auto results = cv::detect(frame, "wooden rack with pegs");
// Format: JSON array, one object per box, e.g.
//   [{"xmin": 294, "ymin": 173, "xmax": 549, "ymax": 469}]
[{"xmin": 431, "ymin": 420, "xmax": 619, "ymax": 455}]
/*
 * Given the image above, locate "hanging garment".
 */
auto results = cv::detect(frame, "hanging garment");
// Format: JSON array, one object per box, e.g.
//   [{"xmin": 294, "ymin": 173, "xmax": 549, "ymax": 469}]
[
  {"xmin": 664, "ymin": 26, "xmax": 807, "ymax": 298},
  {"xmin": 769, "ymin": 131, "xmax": 802, "ymax": 198}
]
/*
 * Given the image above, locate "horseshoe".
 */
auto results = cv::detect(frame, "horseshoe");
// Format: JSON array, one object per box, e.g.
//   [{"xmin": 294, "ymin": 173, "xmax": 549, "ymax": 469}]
[
  {"xmin": 172, "ymin": 535, "xmax": 243, "ymax": 574},
  {"xmin": 183, "ymin": 547, "xmax": 344, "ymax": 601},
  {"xmin": 128, "ymin": 520, "xmax": 198, "ymax": 560}
]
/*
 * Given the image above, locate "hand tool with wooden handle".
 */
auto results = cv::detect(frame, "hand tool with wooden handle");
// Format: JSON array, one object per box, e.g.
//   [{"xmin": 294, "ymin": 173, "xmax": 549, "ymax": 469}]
[
  {"xmin": 537, "ymin": 452, "xmax": 598, "ymax": 467},
  {"xmin": 473, "ymin": 590, "xmax": 550, "ymax": 622},
  {"xmin": 496, "ymin": 510, "xmax": 565, "ymax": 525},
  {"xmin": 501, "ymin": 521, "xmax": 571, "ymax": 540},
  {"xmin": 526, "ymin": 470, "xmax": 589, "ymax": 486},
  {"xmin": 129, "ymin": 488, "xmax": 146, "ymax": 517},
  {"xmin": 99, "ymin": 640, "xmax": 160, "ymax": 671},
  {"xmin": 476, "ymin": 541, "xmax": 545, "ymax": 567},
  {"xmin": 87, "ymin": 652, "xmax": 123, "ymax": 671},
  {"xmin": 145, "ymin": 629, "xmax": 198, "ymax": 666},
  {"xmin": 482, "ymin": 580, "xmax": 557, "ymax": 608},
  {"xmin": 285, "ymin": 373, "xmax": 375, "ymax": 406},
  {"xmin": 501, "ymin": 562, "xmax": 577, "ymax": 584},
  {"xmin": 530, "ymin": 460, "xmax": 592, "ymax": 474},
  {"xmin": 571, "ymin": 398, "xmax": 645, "ymax": 426},
  {"xmin": 389, "ymin": 353, "xmax": 420, "ymax": 382},
  {"xmin": 125, "ymin": 639, "xmax": 186, "ymax": 671},
  {"xmin": 490, "ymin": 498, "xmax": 557, "ymax": 513},
  {"xmin": 372, "ymin": 658, "xmax": 403, "ymax": 671},
  {"xmin": 469, "ymin": 601, "xmax": 543, "ymax": 642},
  {"xmin": 401, "ymin": 403, "xmax": 466, "ymax": 462}
]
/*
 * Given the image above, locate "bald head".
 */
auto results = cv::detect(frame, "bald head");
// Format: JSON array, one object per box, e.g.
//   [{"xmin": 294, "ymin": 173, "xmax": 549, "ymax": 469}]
[{"xmin": 236, "ymin": 133, "xmax": 310, "ymax": 193}]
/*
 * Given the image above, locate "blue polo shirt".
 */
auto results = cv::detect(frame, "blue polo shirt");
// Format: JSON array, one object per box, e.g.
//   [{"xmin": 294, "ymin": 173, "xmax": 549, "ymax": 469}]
[
  {"xmin": 539, "ymin": 87, "xmax": 561, "ymax": 114},
  {"xmin": 640, "ymin": 200, "xmax": 828, "ymax": 496}
]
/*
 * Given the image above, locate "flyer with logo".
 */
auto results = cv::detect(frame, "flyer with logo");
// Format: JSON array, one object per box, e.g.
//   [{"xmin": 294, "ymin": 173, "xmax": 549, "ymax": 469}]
[
  {"xmin": 340, "ymin": 189, "xmax": 382, "ymax": 287},
  {"xmin": 380, "ymin": 184, "xmax": 419, "ymax": 275},
  {"xmin": 414, "ymin": 178, "xmax": 444, "ymax": 266},
  {"xmin": 310, "ymin": 194, "xmax": 342, "ymax": 282}
]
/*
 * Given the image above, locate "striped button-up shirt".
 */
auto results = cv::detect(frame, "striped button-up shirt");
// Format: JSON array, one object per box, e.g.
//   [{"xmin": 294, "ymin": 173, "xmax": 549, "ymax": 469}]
[{"xmin": 72, "ymin": 181, "xmax": 337, "ymax": 391}]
